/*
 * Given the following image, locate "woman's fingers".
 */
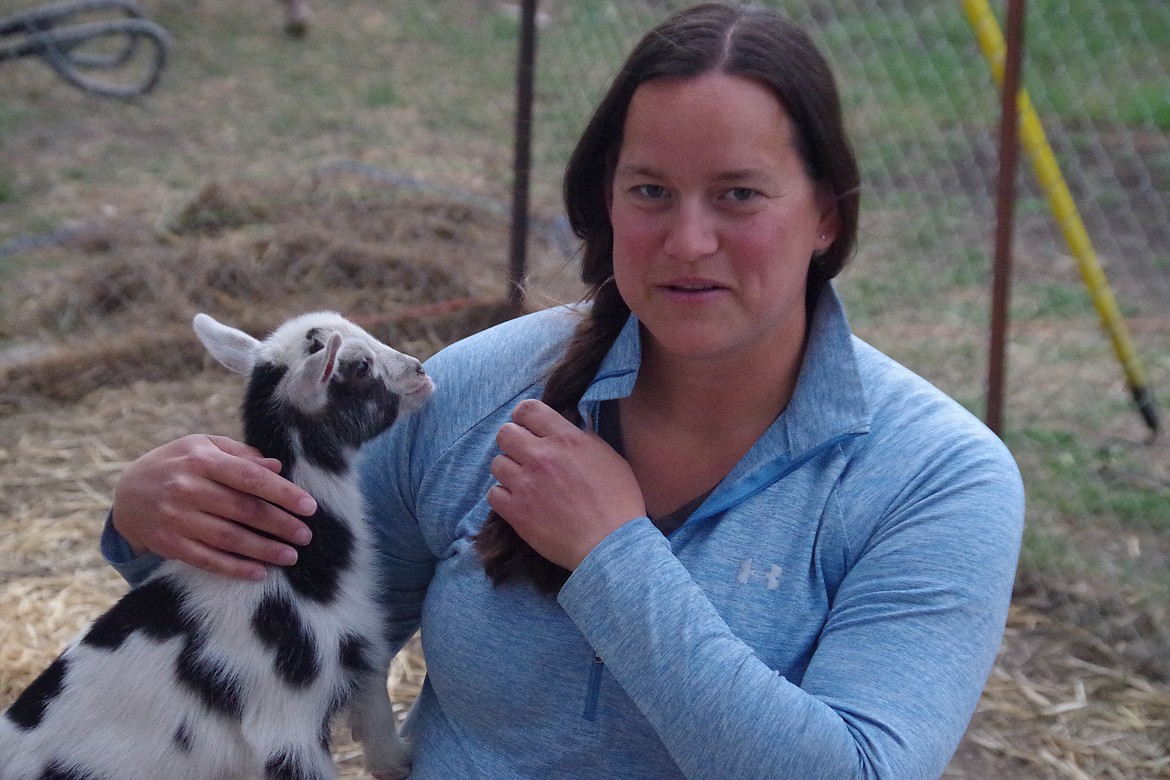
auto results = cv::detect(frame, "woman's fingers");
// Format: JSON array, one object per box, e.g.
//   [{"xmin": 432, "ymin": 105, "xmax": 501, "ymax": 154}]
[
  {"xmin": 488, "ymin": 400, "xmax": 647, "ymax": 571},
  {"xmin": 508, "ymin": 398, "xmax": 575, "ymax": 438},
  {"xmin": 198, "ymin": 435, "xmax": 318, "ymax": 520},
  {"xmin": 112, "ymin": 434, "xmax": 317, "ymax": 578},
  {"xmin": 150, "ymin": 526, "xmax": 275, "ymax": 582}
]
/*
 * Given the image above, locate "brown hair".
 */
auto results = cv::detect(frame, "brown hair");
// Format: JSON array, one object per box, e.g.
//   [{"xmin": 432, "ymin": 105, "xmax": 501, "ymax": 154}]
[{"xmin": 476, "ymin": 3, "xmax": 861, "ymax": 593}]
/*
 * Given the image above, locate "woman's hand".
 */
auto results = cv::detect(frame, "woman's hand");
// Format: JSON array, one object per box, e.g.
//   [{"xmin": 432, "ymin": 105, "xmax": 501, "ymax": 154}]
[
  {"xmin": 111, "ymin": 434, "xmax": 317, "ymax": 581},
  {"xmin": 487, "ymin": 399, "xmax": 646, "ymax": 571}
]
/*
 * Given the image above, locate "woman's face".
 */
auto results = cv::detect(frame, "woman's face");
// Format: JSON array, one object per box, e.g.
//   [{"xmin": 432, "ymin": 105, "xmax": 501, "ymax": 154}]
[{"xmin": 609, "ymin": 72, "xmax": 838, "ymax": 370}]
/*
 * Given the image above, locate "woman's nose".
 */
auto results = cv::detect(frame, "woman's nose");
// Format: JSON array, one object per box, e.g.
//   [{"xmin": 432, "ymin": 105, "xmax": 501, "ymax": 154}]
[{"xmin": 663, "ymin": 200, "xmax": 717, "ymax": 261}]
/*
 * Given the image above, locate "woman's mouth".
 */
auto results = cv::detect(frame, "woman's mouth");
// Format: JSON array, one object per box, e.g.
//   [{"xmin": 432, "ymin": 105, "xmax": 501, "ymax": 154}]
[{"xmin": 660, "ymin": 279, "xmax": 725, "ymax": 296}]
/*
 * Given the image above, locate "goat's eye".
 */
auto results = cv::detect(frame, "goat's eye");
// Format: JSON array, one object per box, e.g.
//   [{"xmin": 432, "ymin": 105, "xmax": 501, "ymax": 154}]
[
  {"xmin": 307, "ymin": 338, "xmax": 324, "ymax": 355},
  {"xmin": 354, "ymin": 358, "xmax": 371, "ymax": 377}
]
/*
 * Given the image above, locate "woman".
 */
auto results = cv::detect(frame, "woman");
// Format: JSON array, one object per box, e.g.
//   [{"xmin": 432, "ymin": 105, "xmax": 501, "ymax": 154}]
[{"xmin": 107, "ymin": 4, "xmax": 1024, "ymax": 777}]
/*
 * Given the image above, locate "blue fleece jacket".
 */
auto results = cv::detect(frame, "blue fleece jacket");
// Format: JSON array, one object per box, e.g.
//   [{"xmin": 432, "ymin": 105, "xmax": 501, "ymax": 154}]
[{"xmin": 105, "ymin": 286, "xmax": 1024, "ymax": 779}]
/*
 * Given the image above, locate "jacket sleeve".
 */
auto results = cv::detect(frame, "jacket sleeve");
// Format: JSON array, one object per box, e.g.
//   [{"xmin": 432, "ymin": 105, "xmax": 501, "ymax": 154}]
[
  {"xmin": 557, "ymin": 434, "xmax": 1024, "ymax": 779},
  {"xmin": 358, "ymin": 306, "xmax": 577, "ymax": 653},
  {"xmin": 100, "ymin": 512, "xmax": 165, "ymax": 586},
  {"xmin": 359, "ymin": 412, "xmax": 439, "ymax": 655}
]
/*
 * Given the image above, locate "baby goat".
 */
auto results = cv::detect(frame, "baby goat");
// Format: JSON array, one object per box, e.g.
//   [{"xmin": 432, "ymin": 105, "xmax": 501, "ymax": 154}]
[{"xmin": 0, "ymin": 311, "xmax": 432, "ymax": 780}]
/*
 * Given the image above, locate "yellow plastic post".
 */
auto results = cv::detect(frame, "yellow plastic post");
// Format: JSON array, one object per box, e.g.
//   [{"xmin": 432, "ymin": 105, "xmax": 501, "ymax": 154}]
[{"xmin": 963, "ymin": 0, "xmax": 1159, "ymax": 435}]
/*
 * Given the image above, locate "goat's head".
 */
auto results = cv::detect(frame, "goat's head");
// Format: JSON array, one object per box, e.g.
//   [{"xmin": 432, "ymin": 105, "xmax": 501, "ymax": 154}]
[{"xmin": 194, "ymin": 312, "xmax": 433, "ymax": 457}]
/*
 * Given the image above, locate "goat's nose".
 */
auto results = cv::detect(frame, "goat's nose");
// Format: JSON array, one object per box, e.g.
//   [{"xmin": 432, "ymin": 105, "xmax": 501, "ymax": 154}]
[{"xmin": 393, "ymin": 356, "xmax": 425, "ymax": 381}]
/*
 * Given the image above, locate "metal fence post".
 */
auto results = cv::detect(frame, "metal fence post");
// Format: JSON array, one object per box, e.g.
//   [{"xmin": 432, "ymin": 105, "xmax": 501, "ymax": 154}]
[
  {"xmin": 986, "ymin": 0, "xmax": 1026, "ymax": 435},
  {"xmin": 507, "ymin": 0, "xmax": 538, "ymax": 314}
]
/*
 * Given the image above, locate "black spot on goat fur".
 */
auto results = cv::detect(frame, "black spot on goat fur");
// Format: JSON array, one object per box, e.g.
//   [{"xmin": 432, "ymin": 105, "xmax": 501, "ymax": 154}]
[
  {"xmin": 72, "ymin": 575, "xmax": 245, "ymax": 723},
  {"xmin": 241, "ymin": 363, "xmax": 295, "ymax": 468},
  {"xmin": 265, "ymin": 749, "xmax": 328, "ymax": 780},
  {"xmin": 5, "ymin": 656, "xmax": 68, "ymax": 731},
  {"xmin": 241, "ymin": 362, "xmax": 402, "ymax": 476},
  {"xmin": 338, "ymin": 633, "xmax": 372, "ymax": 675},
  {"xmin": 37, "ymin": 760, "xmax": 103, "ymax": 780},
  {"xmin": 176, "ymin": 638, "xmax": 245, "ymax": 720},
  {"xmin": 81, "ymin": 577, "xmax": 190, "ymax": 650},
  {"xmin": 318, "ymin": 374, "xmax": 402, "ymax": 458},
  {"xmin": 174, "ymin": 719, "xmax": 194, "ymax": 753},
  {"xmin": 252, "ymin": 592, "xmax": 321, "ymax": 688},
  {"xmin": 283, "ymin": 504, "xmax": 354, "ymax": 604}
]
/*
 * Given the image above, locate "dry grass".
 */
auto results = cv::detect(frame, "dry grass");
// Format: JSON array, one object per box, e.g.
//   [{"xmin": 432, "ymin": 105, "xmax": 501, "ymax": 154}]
[
  {"xmin": 1, "ymin": 182, "xmax": 1166, "ymax": 777},
  {"xmin": 0, "ymin": 171, "xmax": 536, "ymax": 411},
  {"xmin": 954, "ymin": 597, "xmax": 1170, "ymax": 778}
]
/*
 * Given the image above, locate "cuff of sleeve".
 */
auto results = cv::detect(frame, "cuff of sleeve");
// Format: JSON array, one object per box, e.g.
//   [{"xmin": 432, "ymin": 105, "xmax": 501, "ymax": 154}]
[
  {"xmin": 557, "ymin": 516, "xmax": 675, "ymax": 626},
  {"xmin": 101, "ymin": 511, "xmax": 165, "ymax": 586}
]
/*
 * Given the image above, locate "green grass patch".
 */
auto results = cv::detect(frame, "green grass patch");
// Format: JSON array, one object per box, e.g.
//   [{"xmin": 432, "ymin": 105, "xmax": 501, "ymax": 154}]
[
  {"xmin": 1011, "ymin": 427, "xmax": 1170, "ymax": 533},
  {"xmin": 1119, "ymin": 82, "xmax": 1170, "ymax": 131},
  {"xmin": 363, "ymin": 80, "xmax": 400, "ymax": 109},
  {"xmin": 1012, "ymin": 282, "xmax": 1094, "ymax": 321},
  {"xmin": 1017, "ymin": 523, "xmax": 1086, "ymax": 584}
]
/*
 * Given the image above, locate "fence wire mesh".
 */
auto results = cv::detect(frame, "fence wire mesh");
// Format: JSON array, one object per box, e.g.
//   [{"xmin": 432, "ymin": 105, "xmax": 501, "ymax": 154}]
[{"xmin": 525, "ymin": 4, "xmax": 1170, "ymax": 775}]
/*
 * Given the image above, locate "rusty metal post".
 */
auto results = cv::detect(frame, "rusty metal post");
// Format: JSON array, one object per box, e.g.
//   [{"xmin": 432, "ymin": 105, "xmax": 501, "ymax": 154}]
[
  {"xmin": 507, "ymin": 0, "xmax": 538, "ymax": 314},
  {"xmin": 986, "ymin": 0, "xmax": 1026, "ymax": 435}
]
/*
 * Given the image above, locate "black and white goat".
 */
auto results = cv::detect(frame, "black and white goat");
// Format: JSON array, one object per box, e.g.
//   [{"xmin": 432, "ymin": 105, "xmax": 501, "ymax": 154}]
[{"xmin": 0, "ymin": 311, "xmax": 432, "ymax": 780}]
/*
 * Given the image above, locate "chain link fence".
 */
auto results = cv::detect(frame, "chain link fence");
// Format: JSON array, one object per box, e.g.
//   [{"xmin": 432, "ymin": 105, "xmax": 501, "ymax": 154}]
[
  {"xmin": 523, "ymin": 3, "xmax": 1170, "ymax": 773},
  {"xmin": 529, "ymin": 0, "xmax": 1170, "ymax": 593}
]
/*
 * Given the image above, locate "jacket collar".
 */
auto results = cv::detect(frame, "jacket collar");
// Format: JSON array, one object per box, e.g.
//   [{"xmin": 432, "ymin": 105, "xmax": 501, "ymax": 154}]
[{"xmin": 580, "ymin": 284, "xmax": 871, "ymax": 461}]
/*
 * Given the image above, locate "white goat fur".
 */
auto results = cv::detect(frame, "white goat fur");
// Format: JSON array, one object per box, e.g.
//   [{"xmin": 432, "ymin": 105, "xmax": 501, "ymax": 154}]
[{"xmin": 0, "ymin": 312, "xmax": 433, "ymax": 780}]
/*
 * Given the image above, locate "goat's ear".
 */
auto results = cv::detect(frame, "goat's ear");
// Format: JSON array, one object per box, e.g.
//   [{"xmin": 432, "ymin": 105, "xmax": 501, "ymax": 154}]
[{"xmin": 193, "ymin": 313, "xmax": 260, "ymax": 375}]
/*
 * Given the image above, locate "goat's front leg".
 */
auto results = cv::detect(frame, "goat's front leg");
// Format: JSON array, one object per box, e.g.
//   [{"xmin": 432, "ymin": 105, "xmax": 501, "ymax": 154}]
[
  {"xmin": 240, "ymin": 698, "xmax": 339, "ymax": 780},
  {"xmin": 349, "ymin": 668, "xmax": 412, "ymax": 780},
  {"xmin": 257, "ymin": 741, "xmax": 337, "ymax": 780}
]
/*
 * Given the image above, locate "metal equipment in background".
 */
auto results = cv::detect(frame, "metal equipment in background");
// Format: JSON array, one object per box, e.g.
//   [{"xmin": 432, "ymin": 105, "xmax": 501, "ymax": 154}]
[{"xmin": 0, "ymin": 0, "xmax": 169, "ymax": 99}]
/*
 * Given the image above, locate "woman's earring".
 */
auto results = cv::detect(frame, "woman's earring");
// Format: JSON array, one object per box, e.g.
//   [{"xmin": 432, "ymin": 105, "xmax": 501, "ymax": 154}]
[{"xmin": 813, "ymin": 234, "xmax": 830, "ymax": 259}]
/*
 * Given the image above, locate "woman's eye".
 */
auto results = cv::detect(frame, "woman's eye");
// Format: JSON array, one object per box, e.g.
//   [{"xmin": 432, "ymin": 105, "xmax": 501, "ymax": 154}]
[
  {"xmin": 633, "ymin": 184, "xmax": 667, "ymax": 199},
  {"xmin": 725, "ymin": 187, "xmax": 759, "ymax": 203}
]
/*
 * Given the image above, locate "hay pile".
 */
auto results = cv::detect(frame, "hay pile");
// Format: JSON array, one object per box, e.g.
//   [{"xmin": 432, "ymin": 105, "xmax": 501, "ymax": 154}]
[
  {"xmin": 958, "ymin": 596, "xmax": 1170, "ymax": 778},
  {"xmin": 0, "ymin": 170, "xmax": 527, "ymax": 411}
]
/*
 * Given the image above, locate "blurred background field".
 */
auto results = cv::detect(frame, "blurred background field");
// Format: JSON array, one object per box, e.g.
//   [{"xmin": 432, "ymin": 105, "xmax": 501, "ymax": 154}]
[{"xmin": 1, "ymin": 1, "xmax": 1167, "ymax": 777}]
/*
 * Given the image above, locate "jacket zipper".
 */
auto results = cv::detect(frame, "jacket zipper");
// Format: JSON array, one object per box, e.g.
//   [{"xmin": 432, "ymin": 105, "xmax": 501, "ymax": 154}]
[
  {"xmin": 683, "ymin": 430, "xmax": 865, "ymax": 530},
  {"xmin": 583, "ymin": 655, "xmax": 604, "ymax": 722}
]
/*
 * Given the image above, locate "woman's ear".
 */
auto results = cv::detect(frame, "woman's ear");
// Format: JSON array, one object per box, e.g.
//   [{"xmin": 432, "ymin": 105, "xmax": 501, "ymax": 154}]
[{"xmin": 815, "ymin": 187, "xmax": 842, "ymax": 254}]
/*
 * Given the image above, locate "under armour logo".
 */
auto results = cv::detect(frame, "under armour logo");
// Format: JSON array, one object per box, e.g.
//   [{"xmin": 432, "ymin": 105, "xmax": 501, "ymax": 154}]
[{"xmin": 737, "ymin": 558, "xmax": 782, "ymax": 590}]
